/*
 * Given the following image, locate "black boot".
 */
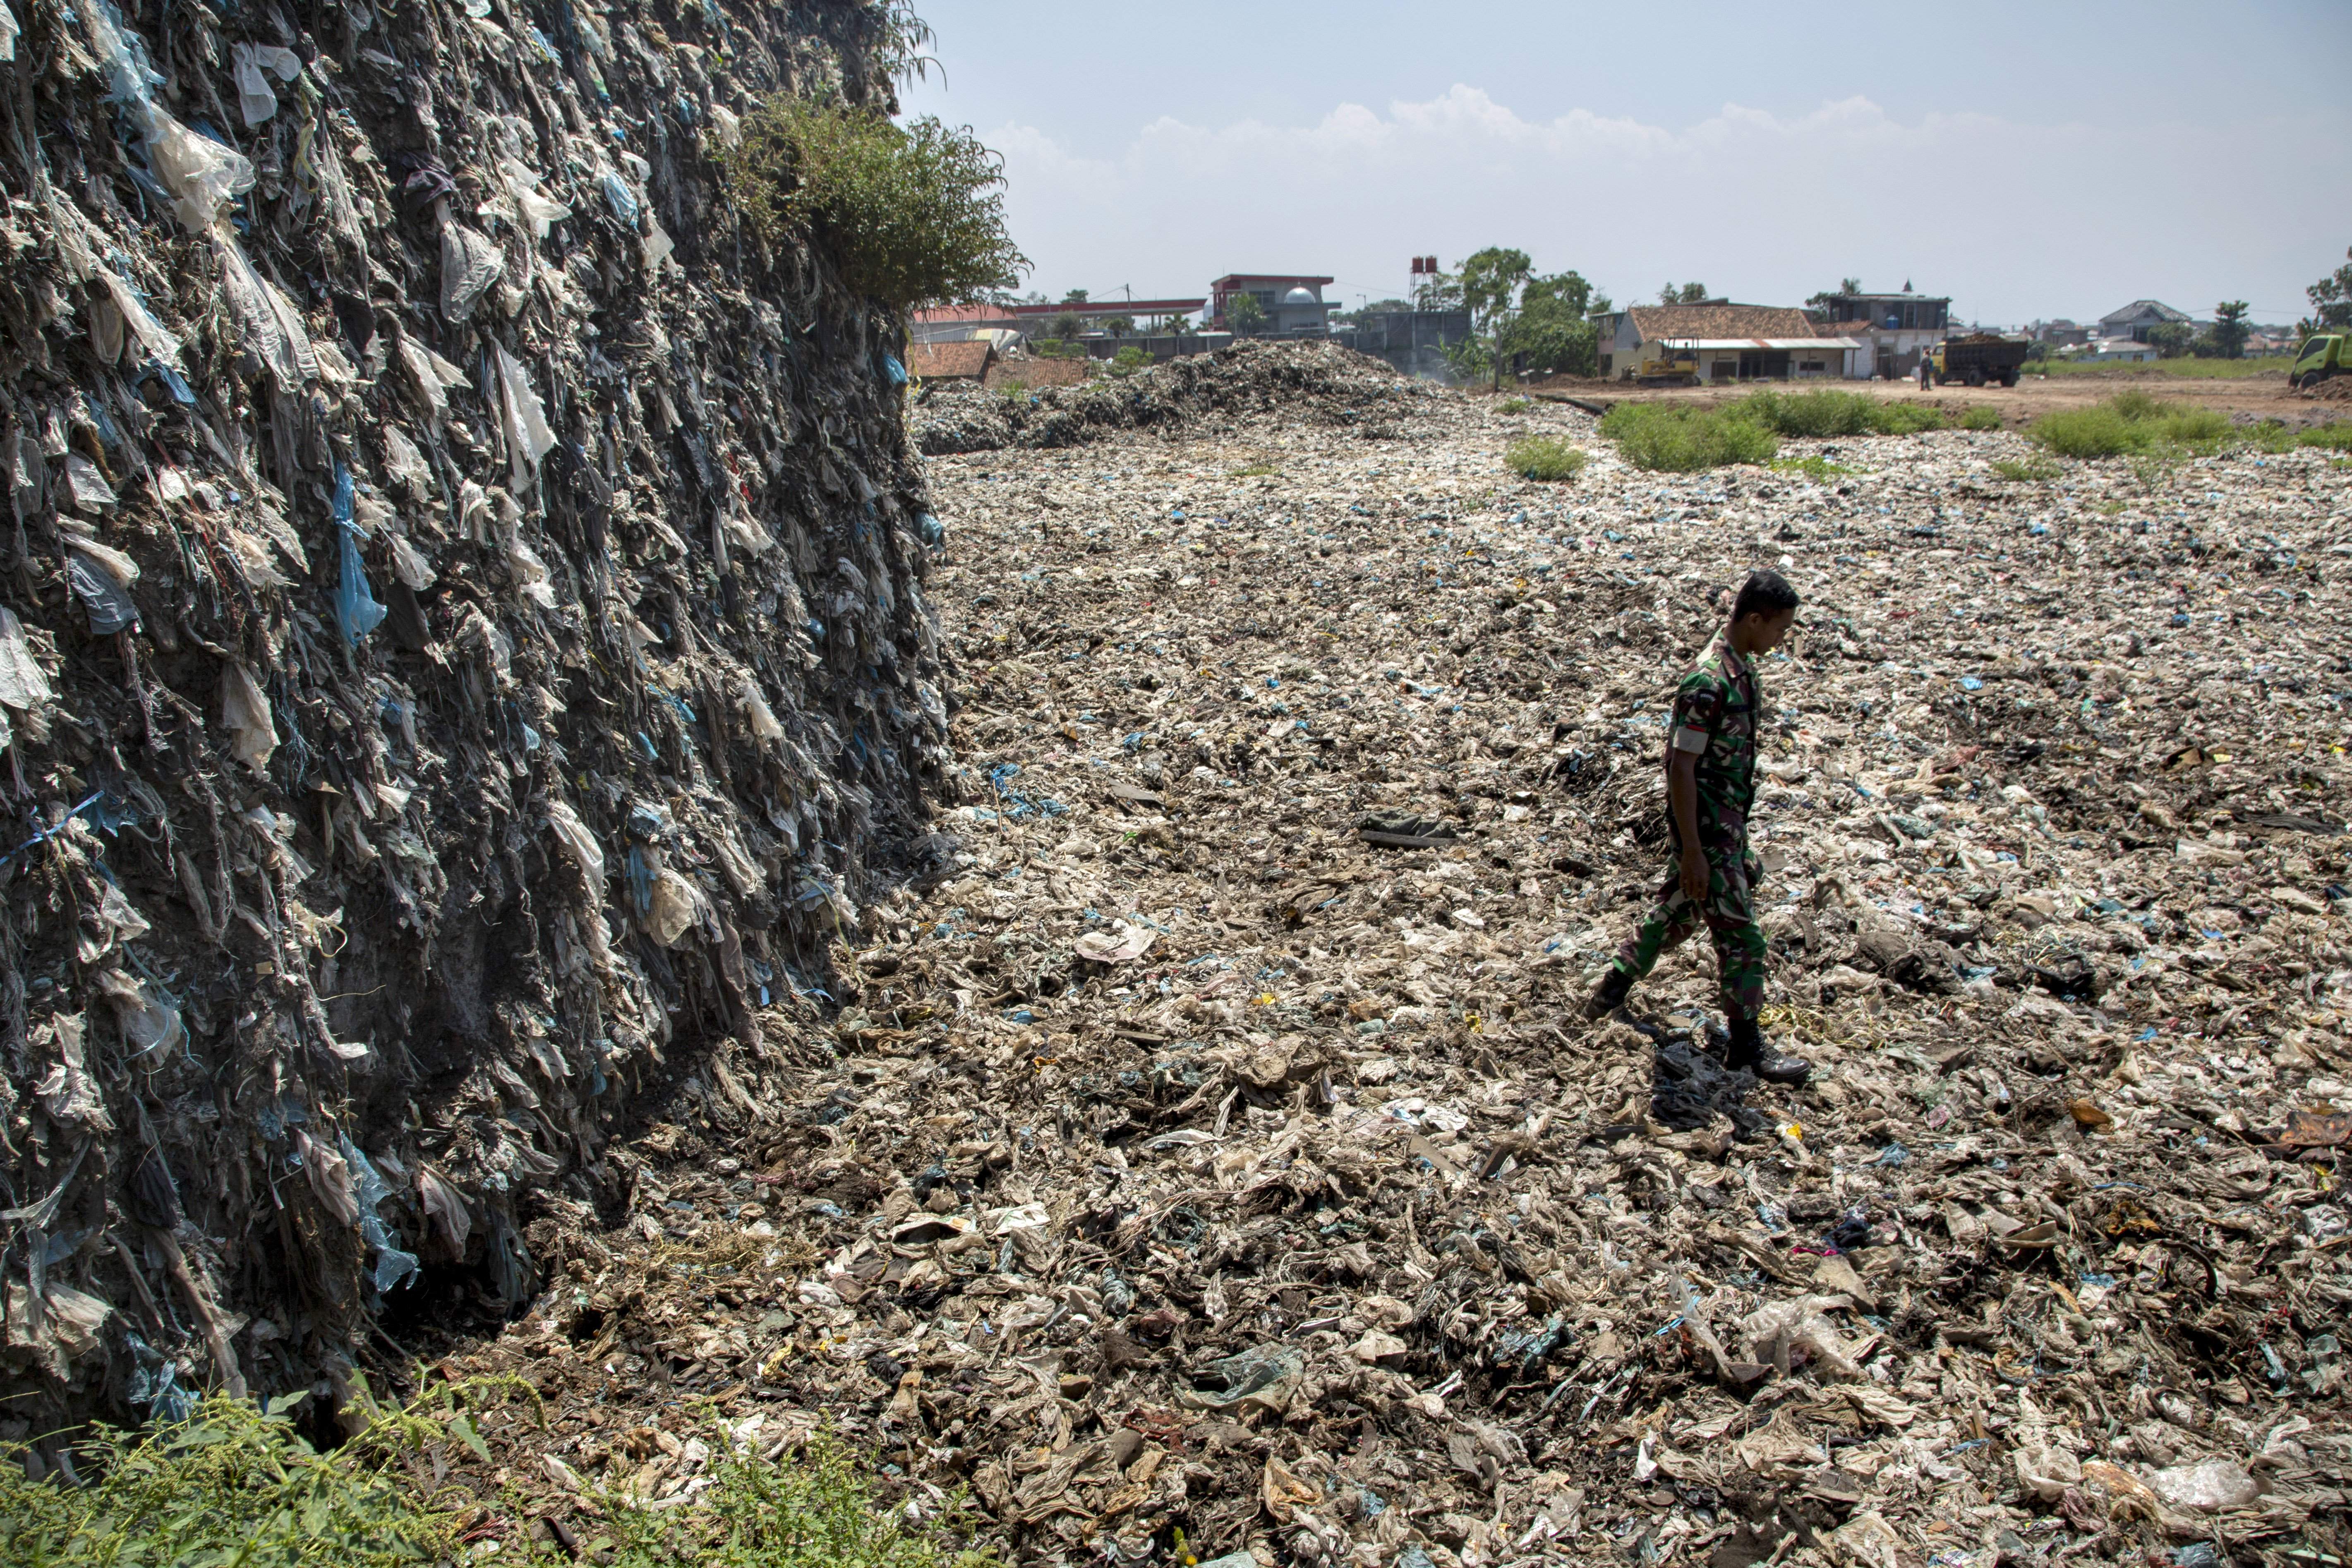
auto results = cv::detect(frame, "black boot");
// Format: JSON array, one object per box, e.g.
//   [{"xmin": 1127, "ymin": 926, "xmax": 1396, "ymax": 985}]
[
  {"xmin": 1726, "ymin": 1017, "xmax": 1812, "ymax": 1087},
  {"xmin": 1582, "ymin": 966, "xmax": 1633, "ymax": 1021}
]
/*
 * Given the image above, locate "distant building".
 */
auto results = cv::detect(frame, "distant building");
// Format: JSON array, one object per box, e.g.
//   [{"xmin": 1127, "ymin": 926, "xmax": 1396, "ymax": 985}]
[
  {"xmin": 2031, "ymin": 319, "xmax": 2090, "ymax": 346},
  {"xmin": 910, "ymin": 298, "xmax": 1206, "ymax": 343},
  {"xmin": 1210, "ymin": 275, "xmax": 1339, "ymax": 335},
  {"xmin": 2099, "ymin": 300, "xmax": 2191, "ymax": 344},
  {"xmin": 1808, "ymin": 289, "xmax": 1952, "ymax": 379},
  {"xmin": 1593, "ymin": 303, "xmax": 1860, "ymax": 381},
  {"xmin": 2080, "ymin": 338, "xmax": 2160, "ymax": 363},
  {"xmin": 1331, "ymin": 309, "xmax": 1473, "ymax": 381}
]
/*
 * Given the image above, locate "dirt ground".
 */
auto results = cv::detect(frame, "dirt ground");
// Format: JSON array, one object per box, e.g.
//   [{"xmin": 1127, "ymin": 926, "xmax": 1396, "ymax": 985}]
[{"xmin": 1525, "ymin": 366, "xmax": 2321, "ymax": 426}]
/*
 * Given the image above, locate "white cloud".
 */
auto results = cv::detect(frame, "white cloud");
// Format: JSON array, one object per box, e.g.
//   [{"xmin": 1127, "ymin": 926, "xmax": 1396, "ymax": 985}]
[{"xmin": 974, "ymin": 87, "xmax": 2350, "ymax": 322}]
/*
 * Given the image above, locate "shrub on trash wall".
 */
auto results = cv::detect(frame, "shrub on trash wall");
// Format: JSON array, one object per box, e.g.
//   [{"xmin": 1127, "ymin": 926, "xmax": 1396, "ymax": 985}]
[{"xmin": 731, "ymin": 100, "xmax": 1028, "ymax": 309}]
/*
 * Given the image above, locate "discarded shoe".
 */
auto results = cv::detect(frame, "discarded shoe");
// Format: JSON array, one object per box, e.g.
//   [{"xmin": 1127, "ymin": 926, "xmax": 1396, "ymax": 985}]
[{"xmin": 1727, "ymin": 1018, "xmax": 1813, "ymax": 1086}]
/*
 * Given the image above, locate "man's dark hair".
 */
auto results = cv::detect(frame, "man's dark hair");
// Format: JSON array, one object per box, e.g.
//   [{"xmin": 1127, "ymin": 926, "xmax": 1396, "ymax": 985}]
[{"xmin": 1732, "ymin": 568, "xmax": 1800, "ymax": 623}]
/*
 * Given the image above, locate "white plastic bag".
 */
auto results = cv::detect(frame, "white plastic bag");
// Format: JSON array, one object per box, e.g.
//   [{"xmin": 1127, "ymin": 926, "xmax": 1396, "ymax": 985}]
[
  {"xmin": 496, "ymin": 157, "xmax": 571, "ymax": 238},
  {"xmin": 221, "ymin": 660, "xmax": 276, "ymax": 773},
  {"xmin": 231, "ymin": 43, "xmax": 301, "ymax": 126},
  {"xmin": 440, "ymin": 222, "xmax": 505, "ymax": 322},
  {"xmin": 545, "ymin": 800, "xmax": 606, "ymax": 891},
  {"xmin": 145, "ymin": 110, "xmax": 255, "ymax": 231}
]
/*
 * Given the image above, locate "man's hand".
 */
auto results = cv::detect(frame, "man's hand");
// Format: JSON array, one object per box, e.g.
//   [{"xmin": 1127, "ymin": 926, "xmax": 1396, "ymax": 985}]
[{"xmin": 1679, "ymin": 845, "xmax": 1709, "ymax": 904}]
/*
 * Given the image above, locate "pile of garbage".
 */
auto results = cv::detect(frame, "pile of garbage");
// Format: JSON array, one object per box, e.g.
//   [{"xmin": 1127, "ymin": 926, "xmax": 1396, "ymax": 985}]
[
  {"xmin": 426, "ymin": 388, "xmax": 2350, "ymax": 1565},
  {"xmin": 912, "ymin": 340, "xmax": 1445, "ymax": 456},
  {"xmin": 0, "ymin": 0, "xmax": 951, "ymax": 1434}
]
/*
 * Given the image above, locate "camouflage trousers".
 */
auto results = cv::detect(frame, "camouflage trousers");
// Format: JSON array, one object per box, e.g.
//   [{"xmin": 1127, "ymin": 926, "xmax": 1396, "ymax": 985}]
[{"xmin": 1610, "ymin": 844, "xmax": 1767, "ymax": 1023}]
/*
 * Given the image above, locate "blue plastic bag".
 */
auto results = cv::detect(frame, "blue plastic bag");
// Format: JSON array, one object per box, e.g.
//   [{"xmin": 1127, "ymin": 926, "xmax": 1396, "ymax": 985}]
[{"xmin": 331, "ymin": 466, "xmax": 386, "ymax": 645}]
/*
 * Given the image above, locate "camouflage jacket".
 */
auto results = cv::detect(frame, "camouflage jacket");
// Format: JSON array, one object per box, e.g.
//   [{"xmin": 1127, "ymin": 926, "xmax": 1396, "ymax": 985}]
[{"xmin": 1666, "ymin": 635, "xmax": 1760, "ymax": 845}]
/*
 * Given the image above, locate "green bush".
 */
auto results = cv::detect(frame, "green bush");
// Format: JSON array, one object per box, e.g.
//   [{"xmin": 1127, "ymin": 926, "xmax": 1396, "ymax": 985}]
[
  {"xmin": 1106, "ymin": 345, "xmax": 1150, "ymax": 379},
  {"xmin": 2029, "ymin": 394, "xmax": 2230, "ymax": 458},
  {"xmin": 0, "ymin": 1393, "xmax": 989, "ymax": 1568},
  {"xmin": 1506, "ymin": 435, "xmax": 1587, "ymax": 480},
  {"xmin": 1732, "ymin": 389, "xmax": 1954, "ymax": 437},
  {"xmin": 1959, "ymin": 405, "xmax": 2003, "ymax": 431},
  {"xmin": 1599, "ymin": 403, "xmax": 1778, "ymax": 471},
  {"xmin": 1497, "ymin": 396, "xmax": 1532, "ymax": 415},
  {"xmin": 2293, "ymin": 422, "xmax": 2352, "ymax": 451},
  {"xmin": 1734, "ymin": 389, "xmax": 1883, "ymax": 437},
  {"xmin": 729, "ymin": 100, "xmax": 1028, "ymax": 309}
]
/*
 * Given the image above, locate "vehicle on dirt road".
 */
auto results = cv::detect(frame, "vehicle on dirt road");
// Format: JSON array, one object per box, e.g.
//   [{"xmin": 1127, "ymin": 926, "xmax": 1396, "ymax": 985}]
[
  {"xmin": 1635, "ymin": 348, "xmax": 1700, "ymax": 387},
  {"xmin": 1929, "ymin": 333, "xmax": 2029, "ymax": 388},
  {"xmin": 2291, "ymin": 334, "xmax": 2346, "ymax": 390}
]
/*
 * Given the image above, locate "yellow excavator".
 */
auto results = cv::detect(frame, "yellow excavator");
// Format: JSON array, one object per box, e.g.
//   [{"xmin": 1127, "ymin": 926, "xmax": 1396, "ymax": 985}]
[{"xmin": 1633, "ymin": 347, "xmax": 1700, "ymax": 387}]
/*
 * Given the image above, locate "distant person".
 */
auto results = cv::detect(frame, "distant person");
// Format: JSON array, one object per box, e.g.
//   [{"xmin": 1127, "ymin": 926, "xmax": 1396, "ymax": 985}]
[
  {"xmin": 1584, "ymin": 570, "xmax": 1812, "ymax": 1087},
  {"xmin": 1916, "ymin": 352, "xmax": 1932, "ymax": 390}
]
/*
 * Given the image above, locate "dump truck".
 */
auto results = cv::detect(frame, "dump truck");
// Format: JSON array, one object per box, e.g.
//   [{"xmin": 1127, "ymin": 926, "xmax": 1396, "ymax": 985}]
[
  {"xmin": 1929, "ymin": 333, "xmax": 2029, "ymax": 388},
  {"xmin": 2290, "ymin": 333, "xmax": 2346, "ymax": 390}
]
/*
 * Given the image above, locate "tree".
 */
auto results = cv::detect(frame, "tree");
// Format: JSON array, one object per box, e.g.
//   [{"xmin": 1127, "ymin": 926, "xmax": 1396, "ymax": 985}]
[
  {"xmin": 1456, "ymin": 247, "xmax": 1534, "ymax": 388},
  {"xmin": 1061, "ymin": 288, "xmax": 1090, "ymax": 304},
  {"xmin": 2206, "ymin": 301, "xmax": 2250, "ymax": 360},
  {"xmin": 1225, "ymin": 292, "xmax": 1267, "ymax": 336},
  {"xmin": 1506, "ymin": 271, "xmax": 1599, "ymax": 376},
  {"xmin": 2145, "ymin": 321, "xmax": 2195, "ymax": 359},
  {"xmin": 2304, "ymin": 247, "xmax": 2352, "ymax": 334},
  {"xmin": 1102, "ymin": 314, "xmax": 1136, "ymax": 338},
  {"xmin": 1659, "ymin": 281, "xmax": 1711, "ymax": 304},
  {"xmin": 1804, "ymin": 277, "xmax": 1864, "ymax": 309},
  {"xmin": 1048, "ymin": 310, "xmax": 1082, "ymax": 342}
]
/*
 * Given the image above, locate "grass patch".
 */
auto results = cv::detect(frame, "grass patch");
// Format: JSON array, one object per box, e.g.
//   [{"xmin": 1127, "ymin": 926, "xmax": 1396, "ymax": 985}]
[
  {"xmin": 1769, "ymin": 456, "xmax": 1853, "ymax": 481},
  {"xmin": 2244, "ymin": 419, "xmax": 2352, "ymax": 454},
  {"xmin": 1959, "ymin": 405, "xmax": 2003, "ymax": 431},
  {"xmin": 2028, "ymin": 392, "xmax": 2231, "ymax": 458},
  {"xmin": 1992, "ymin": 456, "xmax": 2061, "ymax": 481},
  {"xmin": 1496, "ymin": 396, "xmax": 1532, "ymax": 415},
  {"xmin": 0, "ymin": 1391, "xmax": 989, "ymax": 1568},
  {"xmin": 1506, "ymin": 434, "xmax": 1588, "ymax": 481},
  {"xmin": 1599, "ymin": 402, "xmax": 1778, "ymax": 471}
]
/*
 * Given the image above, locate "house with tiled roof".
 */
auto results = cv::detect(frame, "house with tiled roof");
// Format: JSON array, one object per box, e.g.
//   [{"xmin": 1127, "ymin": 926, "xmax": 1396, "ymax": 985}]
[
  {"xmin": 1593, "ymin": 302, "xmax": 1861, "ymax": 381},
  {"xmin": 2098, "ymin": 300, "xmax": 2191, "ymax": 344}
]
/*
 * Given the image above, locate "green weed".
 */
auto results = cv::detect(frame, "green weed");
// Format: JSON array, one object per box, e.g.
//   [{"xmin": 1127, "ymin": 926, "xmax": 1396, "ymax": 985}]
[
  {"xmin": 1506, "ymin": 434, "xmax": 1589, "ymax": 481},
  {"xmin": 1496, "ymin": 396, "xmax": 1532, "ymax": 415},
  {"xmin": 0, "ymin": 1390, "xmax": 988, "ymax": 1568},
  {"xmin": 1991, "ymin": 456, "xmax": 2061, "ymax": 481},
  {"xmin": 1105, "ymin": 345, "xmax": 1150, "ymax": 379},
  {"xmin": 1732, "ymin": 389, "xmax": 1952, "ymax": 437},
  {"xmin": 1769, "ymin": 456, "xmax": 1854, "ymax": 481},
  {"xmin": 1599, "ymin": 403, "xmax": 1779, "ymax": 471},
  {"xmin": 1959, "ymin": 405, "xmax": 2003, "ymax": 431}
]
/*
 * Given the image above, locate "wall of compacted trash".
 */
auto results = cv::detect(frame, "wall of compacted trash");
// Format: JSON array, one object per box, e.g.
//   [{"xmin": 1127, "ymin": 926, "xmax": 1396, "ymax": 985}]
[
  {"xmin": 0, "ymin": 0, "xmax": 956, "ymax": 1435},
  {"xmin": 392, "ymin": 343, "xmax": 2352, "ymax": 1566}
]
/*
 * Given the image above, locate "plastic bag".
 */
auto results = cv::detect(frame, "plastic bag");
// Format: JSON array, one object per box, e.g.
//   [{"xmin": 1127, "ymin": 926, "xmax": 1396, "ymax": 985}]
[
  {"xmin": 220, "ymin": 660, "xmax": 276, "ymax": 773},
  {"xmin": 145, "ymin": 112, "xmax": 255, "ymax": 232},
  {"xmin": 496, "ymin": 157, "xmax": 571, "ymax": 238},
  {"xmin": 546, "ymin": 799, "xmax": 606, "ymax": 891},
  {"xmin": 2148, "ymin": 1459, "xmax": 2258, "ymax": 1512},
  {"xmin": 230, "ymin": 43, "xmax": 301, "ymax": 127},
  {"xmin": 494, "ymin": 342, "xmax": 556, "ymax": 479},
  {"xmin": 331, "ymin": 468, "xmax": 387, "ymax": 645},
  {"xmin": 65, "ymin": 540, "xmax": 139, "ymax": 633},
  {"xmin": 645, "ymin": 868, "xmax": 708, "ymax": 947},
  {"xmin": 0, "ymin": 607, "xmax": 52, "ymax": 712},
  {"xmin": 215, "ymin": 232, "xmax": 316, "ymax": 388},
  {"xmin": 386, "ymin": 530, "xmax": 435, "ymax": 590},
  {"xmin": 96, "ymin": 265, "xmax": 182, "ymax": 368},
  {"xmin": 440, "ymin": 221, "xmax": 505, "ymax": 323}
]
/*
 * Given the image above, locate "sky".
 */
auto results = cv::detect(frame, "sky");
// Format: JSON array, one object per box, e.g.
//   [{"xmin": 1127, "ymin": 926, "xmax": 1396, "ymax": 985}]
[{"xmin": 897, "ymin": 1, "xmax": 2352, "ymax": 327}]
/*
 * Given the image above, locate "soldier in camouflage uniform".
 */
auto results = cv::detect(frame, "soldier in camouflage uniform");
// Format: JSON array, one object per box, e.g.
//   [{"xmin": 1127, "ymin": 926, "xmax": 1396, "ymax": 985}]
[{"xmin": 1585, "ymin": 570, "xmax": 1812, "ymax": 1086}]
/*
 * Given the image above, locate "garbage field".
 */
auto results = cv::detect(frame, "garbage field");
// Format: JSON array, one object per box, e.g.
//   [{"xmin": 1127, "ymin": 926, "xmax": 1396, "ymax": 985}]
[{"xmin": 413, "ymin": 346, "xmax": 2352, "ymax": 1566}]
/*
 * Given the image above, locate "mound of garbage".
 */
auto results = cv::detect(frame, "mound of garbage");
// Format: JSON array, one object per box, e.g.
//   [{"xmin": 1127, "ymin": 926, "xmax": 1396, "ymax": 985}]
[
  {"xmin": 912, "ymin": 340, "xmax": 1442, "ymax": 455},
  {"xmin": 0, "ymin": 0, "xmax": 949, "ymax": 1431},
  {"xmin": 410, "ymin": 399, "xmax": 2352, "ymax": 1566}
]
